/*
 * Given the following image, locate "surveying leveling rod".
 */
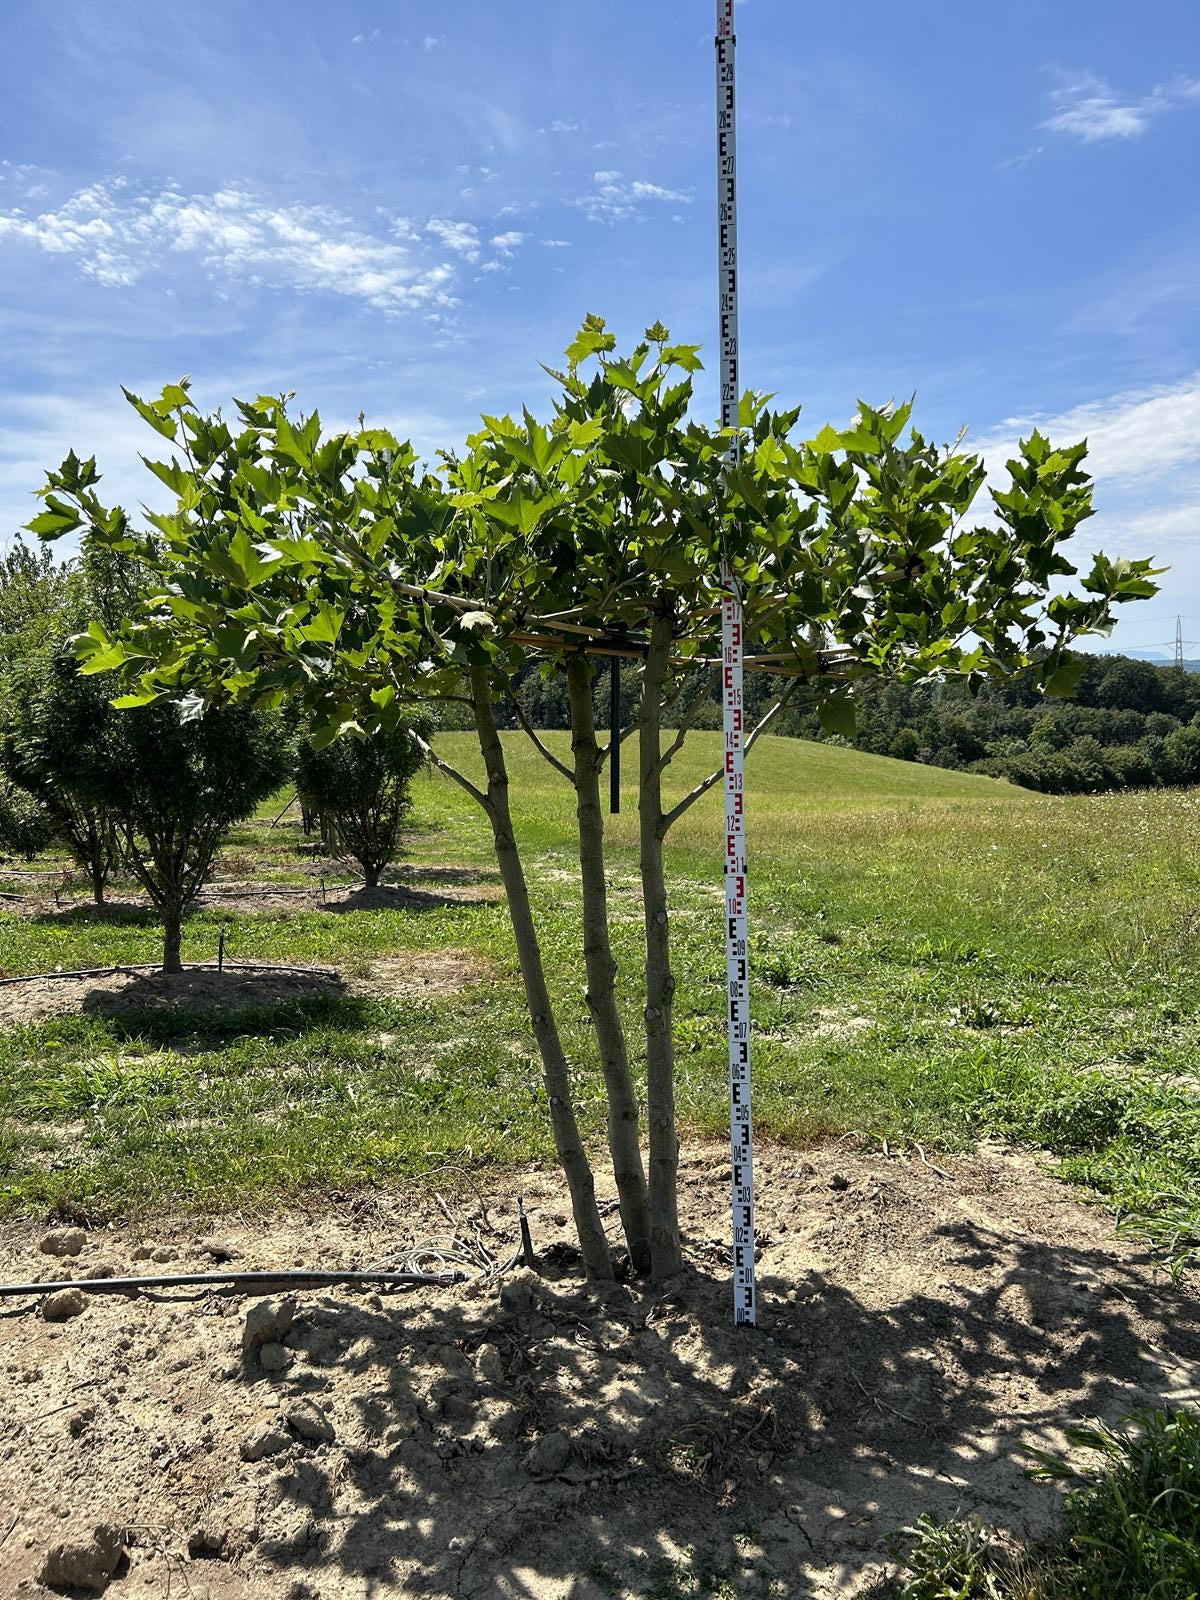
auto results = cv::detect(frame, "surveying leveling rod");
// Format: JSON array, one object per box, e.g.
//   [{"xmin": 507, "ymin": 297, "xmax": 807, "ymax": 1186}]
[{"xmin": 716, "ymin": 0, "xmax": 756, "ymax": 1327}]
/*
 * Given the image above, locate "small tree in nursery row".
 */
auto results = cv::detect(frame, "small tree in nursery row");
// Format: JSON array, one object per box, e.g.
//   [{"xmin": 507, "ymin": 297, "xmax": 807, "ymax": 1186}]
[
  {"xmin": 296, "ymin": 720, "xmax": 428, "ymax": 888},
  {"xmin": 6, "ymin": 639, "xmax": 289, "ymax": 968},
  {"xmin": 34, "ymin": 321, "xmax": 1158, "ymax": 1281}
]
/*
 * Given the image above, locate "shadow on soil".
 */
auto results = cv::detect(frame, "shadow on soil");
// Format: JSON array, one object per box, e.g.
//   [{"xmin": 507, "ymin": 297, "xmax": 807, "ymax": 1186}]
[{"xmin": 219, "ymin": 1225, "xmax": 1200, "ymax": 1598}]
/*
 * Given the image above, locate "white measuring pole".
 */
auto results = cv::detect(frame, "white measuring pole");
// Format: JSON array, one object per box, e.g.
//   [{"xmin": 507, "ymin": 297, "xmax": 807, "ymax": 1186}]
[{"xmin": 716, "ymin": 0, "xmax": 755, "ymax": 1327}]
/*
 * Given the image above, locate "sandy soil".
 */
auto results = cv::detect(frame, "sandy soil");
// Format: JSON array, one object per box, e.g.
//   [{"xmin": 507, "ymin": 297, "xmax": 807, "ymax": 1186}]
[
  {"xmin": 1, "ymin": 1140, "xmax": 1196, "ymax": 1598},
  {"xmin": 0, "ymin": 950, "xmax": 486, "ymax": 1029}
]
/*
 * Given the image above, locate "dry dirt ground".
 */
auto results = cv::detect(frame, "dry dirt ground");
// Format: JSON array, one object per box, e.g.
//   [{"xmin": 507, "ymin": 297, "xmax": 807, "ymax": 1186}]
[
  {"xmin": 1, "ymin": 1143, "xmax": 1197, "ymax": 1599},
  {"xmin": 0, "ymin": 952, "xmax": 486, "ymax": 1029}
]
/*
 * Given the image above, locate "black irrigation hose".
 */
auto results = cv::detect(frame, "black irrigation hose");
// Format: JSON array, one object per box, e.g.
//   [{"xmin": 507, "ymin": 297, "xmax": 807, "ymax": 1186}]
[
  {"xmin": 0, "ymin": 961, "xmax": 340, "ymax": 987},
  {"xmin": 0, "ymin": 1268, "xmax": 464, "ymax": 1299}
]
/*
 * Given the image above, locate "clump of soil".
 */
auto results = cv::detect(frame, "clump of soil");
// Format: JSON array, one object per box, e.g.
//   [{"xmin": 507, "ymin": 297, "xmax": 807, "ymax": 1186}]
[
  {"xmin": 0, "ymin": 949, "xmax": 485, "ymax": 1028},
  {"xmin": 0, "ymin": 1142, "xmax": 1196, "ymax": 1598}
]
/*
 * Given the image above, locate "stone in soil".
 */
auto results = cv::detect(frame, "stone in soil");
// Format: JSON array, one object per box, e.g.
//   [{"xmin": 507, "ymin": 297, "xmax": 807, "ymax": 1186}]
[
  {"xmin": 39, "ymin": 1523, "xmax": 125, "ymax": 1591},
  {"xmin": 39, "ymin": 1227, "xmax": 86, "ymax": 1258},
  {"xmin": 475, "ymin": 1344, "xmax": 505, "ymax": 1385},
  {"xmin": 525, "ymin": 1429, "xmax": 572, "ymax": 1476},
  {"xmin": 287, "ymin": 1398, "xmax": 335, "ymax": 1444},
  {"xmin": 239, "ymin": 1422, "xmax": 291, "ymax": 1462},
  {"xmin": 259, "ymin": 1340, "xmax": 292, "ymax": 1374},
  {"xmin": 150, "ymin": 1246, "xmax": 179, "ymax": 1264},
  {"xmin": 42, "ymin": 1287, "xmax": 87, "ymax": 1322},
  {"xmin": 242, "ymin": 1296, "xmax": 297, "ymax": 1366},
  {"xmin": 187, "ymin": 1524, "xmax": 229, "ymax": 1559},
  {"xmin": 197, "ymin": 1235, "xmax": 240, "ymax": 1262}
]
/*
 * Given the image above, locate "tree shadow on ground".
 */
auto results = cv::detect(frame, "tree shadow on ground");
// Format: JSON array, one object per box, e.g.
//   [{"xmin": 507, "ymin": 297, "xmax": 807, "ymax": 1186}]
[
  {"xmin": 216, "ymin": 1211, "xmax": 1200, "ymax": 1599},
  {"xmin": 324, "ymin": 883, "xmax": 502, "ymax": 915},
  {"xmin": 24, "ymin": 901, "xmax": 159, "ymax": 927},
  {"xmin": 0, "ymin": 968, "xmax": 369, "ymax": 1036},
  {"xmin": 77, "ymin": 967, "xmax": 352, "ymax": 1021}
]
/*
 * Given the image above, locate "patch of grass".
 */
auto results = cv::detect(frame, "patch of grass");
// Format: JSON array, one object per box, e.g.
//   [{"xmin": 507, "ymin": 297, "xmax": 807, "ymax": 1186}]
[{"xmin": 880, "ymin": 1406, "xmax": 1200, "ymax": 1599}]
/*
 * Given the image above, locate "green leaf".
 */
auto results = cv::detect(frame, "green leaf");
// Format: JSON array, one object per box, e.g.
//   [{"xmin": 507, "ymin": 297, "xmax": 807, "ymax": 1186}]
[
  {"xmin": 26, "ymin": 510, "xmax": 80, "ymax": 539},
  {"xmin": 1042, "ymin": 656, "xmax": 1088, "ymax": 698},
  {"xmin": 122, "ymin": 387, "xmax": 178, "ymax": 441},
  {"xmin": 818, "ymin": 695, "xmax": 857, "ymax": 739}
]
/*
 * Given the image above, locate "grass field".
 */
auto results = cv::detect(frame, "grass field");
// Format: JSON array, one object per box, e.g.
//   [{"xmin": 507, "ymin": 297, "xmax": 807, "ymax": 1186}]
[{"xmin": 1, "ymin": 731, "xmax": 1198, "ymax": 1265}]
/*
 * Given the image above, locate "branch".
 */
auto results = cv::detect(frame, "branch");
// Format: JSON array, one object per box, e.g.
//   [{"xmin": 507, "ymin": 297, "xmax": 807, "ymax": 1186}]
[
  {"xmin": 510, "ymin": 699, "xmax": 574, "ymax": 783},
  {"xmin": 410, "ymin": 730, "xmax": 488, "ymax": 810},
  {"xmin": 661, "ymin": 664, "xmax": 716, "ymax": 727},
  {"xmin": 650, "ymin": 677, "xmax": 716, "ymax": 781},
  {"xmin": 598, "ymin": 716, "xmax": 640, "ymax": 769},
  {"xmin": 660, "ymin": 682, "xmax": 801, "ymax": 835}
]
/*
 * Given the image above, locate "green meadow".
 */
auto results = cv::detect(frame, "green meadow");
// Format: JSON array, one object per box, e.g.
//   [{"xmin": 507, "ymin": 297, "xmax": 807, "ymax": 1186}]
[{"xmin": 1, "ymin": 732, "xmax": 1197, "ymax": 1267}]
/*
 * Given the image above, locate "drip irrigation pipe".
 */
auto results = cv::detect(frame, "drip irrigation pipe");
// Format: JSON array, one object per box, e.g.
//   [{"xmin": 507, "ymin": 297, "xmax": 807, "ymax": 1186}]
[
  {"xmin": 0, "ymin": 1268, "xmax": 464, "ymax": 1300},
  {"xmin": 0, "ymin": 960, "xmax": 340, "ymax": 987}
]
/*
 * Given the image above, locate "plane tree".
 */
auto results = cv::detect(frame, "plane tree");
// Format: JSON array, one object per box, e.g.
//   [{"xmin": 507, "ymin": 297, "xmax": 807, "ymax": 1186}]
[{"xmin": 31, "ymin": 323, "xmax": 1157, "ymax": 1278}]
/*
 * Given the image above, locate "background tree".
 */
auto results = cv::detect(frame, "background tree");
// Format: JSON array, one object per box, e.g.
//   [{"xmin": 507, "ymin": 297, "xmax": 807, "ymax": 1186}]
[
  {"xmin": 80, "ymin": 700, "xmax": 289, "ymax": 970},
  {"xmin": 296, "ymin": 720, "xmax": 429, "ymax": 887},
  {"xmin": 0, "ymin": 776, "xmax": 52, "ymax": 861},
  {"xmin": 2, "ymin": 647, "xmax": 122, "ymax": 903},
  {"xmin": 33, "ymin": 326, "xmax": 1158, "ymax": 1279}
]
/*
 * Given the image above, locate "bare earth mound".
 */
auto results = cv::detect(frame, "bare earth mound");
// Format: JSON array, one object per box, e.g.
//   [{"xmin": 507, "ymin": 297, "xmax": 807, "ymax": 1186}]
[
  {"xmin": 0, "ymin": 950, "xmax": 485, "ymax": 1028},
  {"xmin": 0, "ymin": 1141, "xmax": 1197, "ymax": 1599}
]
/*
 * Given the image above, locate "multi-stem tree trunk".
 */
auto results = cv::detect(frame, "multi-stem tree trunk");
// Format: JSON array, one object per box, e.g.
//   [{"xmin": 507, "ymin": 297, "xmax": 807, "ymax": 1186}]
[
  {"xmin": 469, "ymin": 665, "xmax": 614, "ymax": 1282},
  {"xmin": 566, "ymin": 653, "xmax": 652, "ymax": 1273},
  {"xmin": 638, "ymin": 615, "xmax": 683, "ymax": 1279}
]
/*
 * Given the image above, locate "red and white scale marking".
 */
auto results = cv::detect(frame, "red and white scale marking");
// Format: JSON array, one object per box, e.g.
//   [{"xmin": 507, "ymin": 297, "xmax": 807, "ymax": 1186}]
[{"xmin": 716, "ymin": 0, "xmax": 755, "ymax": 1326}]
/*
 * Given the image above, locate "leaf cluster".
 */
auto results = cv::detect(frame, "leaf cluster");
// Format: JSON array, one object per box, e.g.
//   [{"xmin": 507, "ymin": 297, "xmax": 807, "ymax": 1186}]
[{"xmin": 29, "ymin": 319, "xmax": 1160, "ymax": 741}]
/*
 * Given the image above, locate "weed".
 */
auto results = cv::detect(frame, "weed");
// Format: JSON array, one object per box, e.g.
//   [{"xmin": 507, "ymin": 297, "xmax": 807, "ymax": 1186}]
[{"xmin": 884, "ymin": 1406, "xmax": 1200, "ymax": 1599}]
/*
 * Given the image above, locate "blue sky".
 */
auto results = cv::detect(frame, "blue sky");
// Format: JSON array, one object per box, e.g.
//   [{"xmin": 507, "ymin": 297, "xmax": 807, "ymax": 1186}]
[{"xmin": 1, "ymin": 0, "xmax": 1197, "ymax": 653}]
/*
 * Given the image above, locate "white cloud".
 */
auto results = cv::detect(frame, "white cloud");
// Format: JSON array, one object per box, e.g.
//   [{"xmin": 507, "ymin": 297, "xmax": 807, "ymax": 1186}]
[
  {"xmin": 425, "ymin": 217, "xmax": 480, "ymax": 261},
  {"xmin": 0, "ymin": 182, "xmax": 462, "ymax": 313},
  {"xmin": 549, "ymin": 120, "xmax": 579, "ymax": 134},
  {"xmin": 968, "ymin": 374, "xmax": 1200, "ymax": 603},
  {"xmin": 541, "ymin": 238, "xmax": 572, "ymax": 248},
  {"xmin": 996, "ymin": 145, "xmax": 1044, "ymax": 173},
  {"xmin": 423, "ymin": 34, "xmax": 443, "ymax": 51},
  {"xmin": 574, "ymin": 170, "xmax": 694, "ymax": 224},
  {"xmin": 490, "ymin": 230, "xmax": 525, "ymax": 256},
  {"xmin": 1042, "ymin": 71, "xmax": 1200, "ymax": 143},
  {"xmin": 1095, "ymin": 501, "xmax": 1200, "ymax": 550},
  {"xmin": 972, "ymin": 373, "xmax": 1200, "ymax": 486}
]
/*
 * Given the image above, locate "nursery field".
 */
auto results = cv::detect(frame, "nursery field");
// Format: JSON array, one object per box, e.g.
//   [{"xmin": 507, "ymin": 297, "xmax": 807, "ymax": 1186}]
[
  {"xmin": 0, "ymin": 731, "xmax": 1198, "ymax": 1258},
  {"xmin": 0, "ymin": 734, "xmax": 1198, "ymax": 1599}
]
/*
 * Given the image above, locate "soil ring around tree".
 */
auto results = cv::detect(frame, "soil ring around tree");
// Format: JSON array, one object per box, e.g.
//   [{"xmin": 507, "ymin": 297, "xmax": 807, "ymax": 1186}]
[{"xmin": 0, "ymin": 1139, "xmax": 1195, "ymax": 1598}]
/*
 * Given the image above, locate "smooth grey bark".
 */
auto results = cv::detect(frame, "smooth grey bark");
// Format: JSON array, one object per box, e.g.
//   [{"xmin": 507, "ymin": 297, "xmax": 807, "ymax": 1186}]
[
  {"xmin": 566, "ymin": 652, "xmax": 652, "ymax": 1274},
  {"xmin": 469, "ymin": 665, "xmax": 614, "ymax": 1282},
  {"xmin": 638, "ymin": 615, "xmax": 683, "ymax": 1279}
]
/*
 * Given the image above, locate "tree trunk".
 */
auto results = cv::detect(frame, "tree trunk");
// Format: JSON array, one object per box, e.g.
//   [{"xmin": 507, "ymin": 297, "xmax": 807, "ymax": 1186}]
[
  {"xmin": 469, "ymin": 665, "xmax": 614, "ymax": 1282},
  {"xmin": 638, "ymin": 616, "xmax": 682, "ymax": 1279},
  {"xmin": 566, "ymin": 653, "xmax": 652, "ymax": 1274},
  {"xmin": 162, "ymin": 897, "xmax": 184, "ymax": 973},
  {"xmin": 91, "ymin": 864, "xmax": 106, "ymax": 907}
]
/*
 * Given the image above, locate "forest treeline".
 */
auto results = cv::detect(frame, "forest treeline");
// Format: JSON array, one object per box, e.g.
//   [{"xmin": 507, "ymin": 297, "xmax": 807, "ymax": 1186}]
[{"xmin": 492, "ymin": 650, "xmax": 1200, "ymax": 796}]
